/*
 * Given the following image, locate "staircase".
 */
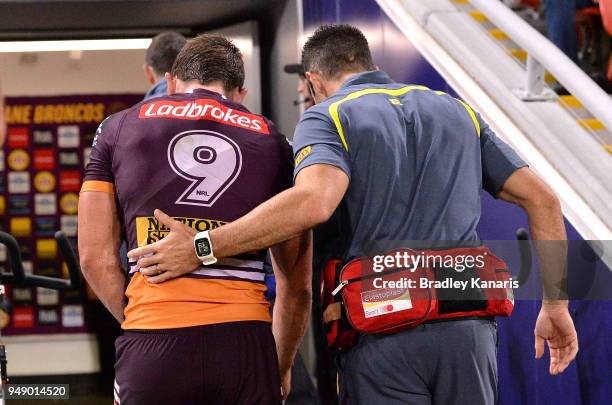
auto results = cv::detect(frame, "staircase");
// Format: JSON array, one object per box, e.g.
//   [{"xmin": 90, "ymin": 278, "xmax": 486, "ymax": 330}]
[
  {"xmin": 457, "ymin": 1, "xmax": 612, "ymax": 155},
  {"xmin": 376, "ymin": 0, "xmax": 612, "ymax": 264}
]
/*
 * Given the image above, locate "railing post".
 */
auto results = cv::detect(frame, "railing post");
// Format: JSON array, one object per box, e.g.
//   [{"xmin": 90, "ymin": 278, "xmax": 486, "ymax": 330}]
[
  {"xmin": 513, "ymin": 54, "xmax": 557, "ymax": 101},
  {"xmin": 526, "ymin": 54, "xmax": 544, "ymax": 96}
]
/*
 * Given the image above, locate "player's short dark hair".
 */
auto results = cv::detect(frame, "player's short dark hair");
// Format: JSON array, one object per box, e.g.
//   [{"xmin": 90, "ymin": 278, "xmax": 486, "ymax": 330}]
[
  {"xmin": 171, "ymin": 34, "xmax": 245, "ymax": 92},
  {"xmin": 145, "ymin": 32, "xmax": 187, "ymax": 76},
  {"xmin": 301, "ymin": 24, "xmax": 374, "ymax": 80}
]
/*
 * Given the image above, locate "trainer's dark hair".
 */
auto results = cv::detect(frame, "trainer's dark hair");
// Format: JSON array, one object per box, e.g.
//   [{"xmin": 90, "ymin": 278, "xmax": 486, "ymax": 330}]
[
  {"xmin": 171, "ymin": 34, "xmax": 245, "ymax": 92},
  {"xmin": 301, "ymin": 24, "xmax": 374, "ymax": 80},
  {"xmin": 145, "ymin": 32, "xmax": 187, "ymax": 76}
]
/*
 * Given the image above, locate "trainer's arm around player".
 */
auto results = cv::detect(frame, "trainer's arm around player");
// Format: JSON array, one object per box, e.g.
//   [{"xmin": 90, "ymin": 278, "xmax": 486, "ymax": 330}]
[
  {"xmin": 131, "ymin": 164, "xmax": 347, "ymax": 280},
  {"xmin": 78, "ymin": 189, "xmax": 126, "ymax": 323}
]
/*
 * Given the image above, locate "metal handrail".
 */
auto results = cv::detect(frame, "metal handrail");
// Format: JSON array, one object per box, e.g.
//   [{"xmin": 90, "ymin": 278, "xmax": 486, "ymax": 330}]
[
  {"xmin": 470, "ymin": 0, "xmax": 612, "ymax": 132},
  {"xmin": 0, "ymin": 231, "xmax": 81, "ymax": 290}
]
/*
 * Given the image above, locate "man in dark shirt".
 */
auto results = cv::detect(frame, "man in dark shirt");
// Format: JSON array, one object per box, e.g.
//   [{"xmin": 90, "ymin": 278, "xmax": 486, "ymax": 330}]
[
  {"xmin": 79, "ymin": 34, "xmax": 312, "ymax": 404},
  {"xmin": 143, "ymin": 31, "xmax": 186, "ymax": 101},
  {"xmin": 284, "ymin": 63, "xmax": 315, "ymax": 109}
]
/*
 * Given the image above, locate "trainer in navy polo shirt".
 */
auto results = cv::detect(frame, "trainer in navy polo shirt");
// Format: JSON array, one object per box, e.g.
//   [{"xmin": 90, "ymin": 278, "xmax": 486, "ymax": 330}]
[{"xmin": 292, "ymin": 70, "xmax": 526, "ymax": 260}]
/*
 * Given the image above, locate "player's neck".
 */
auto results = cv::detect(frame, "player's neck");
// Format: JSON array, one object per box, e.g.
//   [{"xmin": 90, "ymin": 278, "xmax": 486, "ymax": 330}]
[{"xmin": 177, "ymin": 81, "xmax": 228, "ymax": 98}]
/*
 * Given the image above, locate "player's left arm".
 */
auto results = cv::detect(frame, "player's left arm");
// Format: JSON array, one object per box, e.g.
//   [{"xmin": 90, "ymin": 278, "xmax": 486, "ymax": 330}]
[
  {"xmin": 270, "ymin": 231, "xmax": 313, "ymax": 399},
  {"xmin": 78, "ymin": 190, "xmax": 126, "ymax": 323},
  {"xmin": 78, "ymin": 113, "xmax": 126, "ymax": 323}
]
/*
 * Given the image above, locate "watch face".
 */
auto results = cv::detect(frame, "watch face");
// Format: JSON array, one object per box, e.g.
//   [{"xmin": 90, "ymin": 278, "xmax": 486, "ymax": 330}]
[{"xmin": 195, "ymin": 238, "xmax": 212, "ymax": 257}]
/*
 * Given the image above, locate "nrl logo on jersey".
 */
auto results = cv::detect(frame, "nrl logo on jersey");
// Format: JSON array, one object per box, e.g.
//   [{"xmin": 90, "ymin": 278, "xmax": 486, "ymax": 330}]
[{"xmin": 136, "ymin": 216, "xmax": 227, "ymax": 246}]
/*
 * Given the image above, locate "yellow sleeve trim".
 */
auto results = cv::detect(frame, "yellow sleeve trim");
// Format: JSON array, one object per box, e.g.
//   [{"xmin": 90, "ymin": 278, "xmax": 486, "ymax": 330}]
[
  {"xmin": 328, "ymin": 85, "xmax": 480, "ymax": 151},
  {"xmin": 328, "ymin": 85, "xmax": 430, "ymax": 151},
  {"xmin": 436, "ymin": 90, "xmax": 480, "ymax": 137},
  {"xmin": 455, "ymin": 99, "xmax": 481, "ymax": 137},
  {"xmin": 80, "ymin": 180, "xmax": 115, "ymax": 194}
]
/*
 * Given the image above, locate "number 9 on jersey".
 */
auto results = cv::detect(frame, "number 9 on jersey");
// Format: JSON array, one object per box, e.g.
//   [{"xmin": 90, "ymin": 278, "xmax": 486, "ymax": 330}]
[{"xmin": 168, "ymin": 130, "xmax": 243, "ymax": 207}]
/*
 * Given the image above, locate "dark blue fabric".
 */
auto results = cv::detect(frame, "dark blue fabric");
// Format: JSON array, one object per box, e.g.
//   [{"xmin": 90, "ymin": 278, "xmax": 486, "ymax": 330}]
[
  {"xmin": 143, "ymin": 79, "xmax": 168, "ymax": 101},
  {"xmin": 545, "ymin": 0, "xmax": 579, "ymax": 63},
  {"xmin": 544, "ymin": 0, "xmax": 596, "ymax": 63},
  {"xmin": 339, "ymin": 319, "xmax": 498, "ymax": 404},
  {"xmin": 264, "ymin": 252, "xmax": 276, "ymax": 301}
]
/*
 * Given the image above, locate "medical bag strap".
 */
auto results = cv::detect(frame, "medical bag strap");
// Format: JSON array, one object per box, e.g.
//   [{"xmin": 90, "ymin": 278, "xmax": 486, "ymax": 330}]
[
  {"xmin": 323, "ymin": 303, "xmax": 342, "ymax": 323},
  {"xmin": 323, "ymin": 261, "xmax": 346, "ymax": 323}
]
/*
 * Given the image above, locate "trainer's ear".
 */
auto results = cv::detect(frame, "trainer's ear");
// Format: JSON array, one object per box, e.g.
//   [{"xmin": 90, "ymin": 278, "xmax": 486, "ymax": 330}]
[
  {"xmin": 143, "ymin": 64, "xmax": 156, "ymax": 85},
  {"xmin": 165, "ymin": 73, "xmax": 176, "ymax": 95}
]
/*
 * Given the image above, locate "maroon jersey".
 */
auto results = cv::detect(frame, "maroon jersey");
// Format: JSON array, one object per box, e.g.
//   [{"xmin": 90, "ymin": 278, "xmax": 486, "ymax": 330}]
[{"xmin": 82, "ymin": 89, "xmax": 293, "ymax": 329}]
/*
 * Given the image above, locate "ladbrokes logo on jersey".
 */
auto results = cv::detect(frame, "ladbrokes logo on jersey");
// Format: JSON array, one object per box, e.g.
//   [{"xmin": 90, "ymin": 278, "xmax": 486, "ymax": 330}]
[
  {"xmin": 138, "ymin": 98, "xmax": 270, "ymax": 134},
  {"xmin": 135, "ymin": 216, "xmax": 227, "ymax": 247}
]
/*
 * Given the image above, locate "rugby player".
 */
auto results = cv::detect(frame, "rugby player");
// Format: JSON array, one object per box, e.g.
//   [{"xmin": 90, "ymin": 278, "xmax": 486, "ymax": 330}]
[{"xmin": 78, "ymin": 34, "xmax": 312, "ymax": 404}]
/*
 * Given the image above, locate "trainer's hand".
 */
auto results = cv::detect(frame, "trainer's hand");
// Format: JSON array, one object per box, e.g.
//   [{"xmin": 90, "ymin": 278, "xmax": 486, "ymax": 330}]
[
  {"xmin": 534, "ymin": 302, "xmax": 578, "ymax": 375},
  {"xmin": 127, "ymin": 209, "xmax": 201, "ymax": 283}
]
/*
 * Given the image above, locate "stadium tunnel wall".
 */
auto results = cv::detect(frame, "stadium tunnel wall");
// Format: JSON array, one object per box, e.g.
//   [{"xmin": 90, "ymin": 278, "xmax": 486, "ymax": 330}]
[
  {"xmin": 0, "ymin": 22, "xmax": 262, "ymax": 114},
  {"xmin": 261, "ymin": 0, "xmax": 303, "ymax": 138}
]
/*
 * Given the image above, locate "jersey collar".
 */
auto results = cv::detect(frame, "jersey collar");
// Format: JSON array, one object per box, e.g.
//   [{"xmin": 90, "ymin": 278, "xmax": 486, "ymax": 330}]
[
  {"xmin": 340, "ymin": 70, "xmax": 394, "ymax": 89},
  {"xmin": 190, "ymin": 88, "xmax": 227, "ymax": 99}
]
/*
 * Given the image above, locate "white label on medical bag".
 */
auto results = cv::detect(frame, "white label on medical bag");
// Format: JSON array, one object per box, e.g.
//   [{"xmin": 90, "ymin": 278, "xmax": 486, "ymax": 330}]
[
  {"xmin": 507, "ymin": 288, "xmax": 515, "ymax": 305},
  {"xmin": 361, "ymin": 288, "xmax": 412, "ymax": 318}
]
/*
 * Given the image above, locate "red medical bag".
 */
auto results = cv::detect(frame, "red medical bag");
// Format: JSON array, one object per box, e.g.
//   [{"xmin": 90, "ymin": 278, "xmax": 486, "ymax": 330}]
[{"xmin": 321, "ymin": 246, "xmax": 514, "ymax": 348}]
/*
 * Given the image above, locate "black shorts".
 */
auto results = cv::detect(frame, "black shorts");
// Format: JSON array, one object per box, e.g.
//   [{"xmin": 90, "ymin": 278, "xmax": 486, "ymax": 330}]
[{"xmin": 114, "ymin": 321, "xmax": 281, "ymax": 405}]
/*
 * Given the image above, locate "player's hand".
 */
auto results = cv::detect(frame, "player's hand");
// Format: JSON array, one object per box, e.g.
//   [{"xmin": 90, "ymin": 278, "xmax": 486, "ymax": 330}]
[
  {"xmin": 280, "ymin": 369, "xmax": 291, "ymax": 401},
  {"xmin": 127, "ymin": 209, "xmax": 201, "ymax": 283},
  {"xmin": 534, "ymin": 301, "xmax": 578, "ymax": 375}
]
